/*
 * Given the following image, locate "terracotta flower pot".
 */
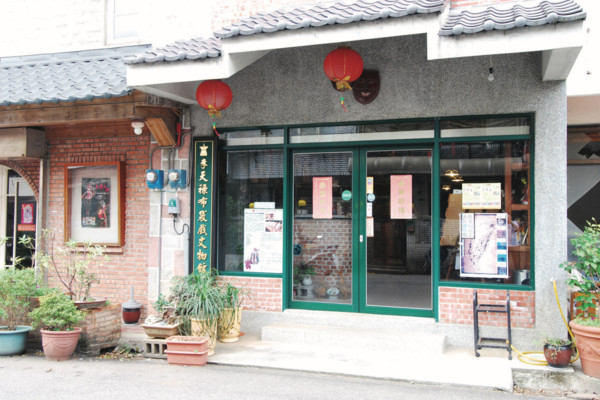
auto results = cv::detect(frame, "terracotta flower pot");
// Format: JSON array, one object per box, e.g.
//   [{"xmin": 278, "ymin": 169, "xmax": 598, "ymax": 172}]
[
  {"xmin": 570, "ymin": 320, "xmax": 600, "ymax": 378},
  {"xmin": 40, "ymin": 327, "xmax": 82, "ymax": 361},
  {"xmin": 165, "ymin": 335, "xmax": 209, "ymax": 366}
]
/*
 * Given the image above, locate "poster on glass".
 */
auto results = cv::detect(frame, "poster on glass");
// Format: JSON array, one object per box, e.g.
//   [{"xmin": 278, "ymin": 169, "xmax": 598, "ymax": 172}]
[
  {"xmin": 459, "ymin": 213, "xmax": 508, "ymax": 279},
  {"xmin": 243, "ymin": 208, "xmax": 283, "ymax": 273}
]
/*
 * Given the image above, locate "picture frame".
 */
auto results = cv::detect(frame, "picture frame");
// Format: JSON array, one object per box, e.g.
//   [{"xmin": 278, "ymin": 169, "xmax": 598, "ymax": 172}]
[{"xmin": 64, "ymin": 161, "xmax": 125, "ymax": 246}]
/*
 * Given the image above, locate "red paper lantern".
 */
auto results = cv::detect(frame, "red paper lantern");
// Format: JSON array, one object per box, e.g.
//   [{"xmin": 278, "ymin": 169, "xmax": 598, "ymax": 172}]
[
  {"xmin": 195, "ymin": 80, "xmax": 233, "ymax": 118},
  {"xmin": 323, "ymin": 47, "xmax": 364, "ymax": 92}
]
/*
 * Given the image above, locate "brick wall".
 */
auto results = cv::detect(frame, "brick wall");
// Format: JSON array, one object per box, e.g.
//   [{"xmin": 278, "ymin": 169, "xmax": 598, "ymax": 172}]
[
  {"xmin": 438, "ymin": 287, "xmax": 535, "ymax": 328},
  {"xmin": 0, "ymin": 159, "xmax": 41, "ymax": 200},
  {"xmin": 47, "ymin": 133, "xmax": 151, "ymax": 319},
  {"xmin": 76, "ymin": 302, "xmax": 122, "ymax": 355},
  {"xmin": 219, "ymin": 276, "xmax": 283, "ymax": 312}
]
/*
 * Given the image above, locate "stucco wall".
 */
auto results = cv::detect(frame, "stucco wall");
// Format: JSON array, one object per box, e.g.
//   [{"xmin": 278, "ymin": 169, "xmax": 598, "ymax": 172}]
[{"xmin": 190, "ymin": 34, "xmax": 568, "ymax": 345}]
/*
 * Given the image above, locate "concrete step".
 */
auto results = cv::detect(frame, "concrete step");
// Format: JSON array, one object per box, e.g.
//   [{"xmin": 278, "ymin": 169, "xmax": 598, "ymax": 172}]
[{"xmin": 261, "ymin": 322, "xmax": 446, "ymax": 355}]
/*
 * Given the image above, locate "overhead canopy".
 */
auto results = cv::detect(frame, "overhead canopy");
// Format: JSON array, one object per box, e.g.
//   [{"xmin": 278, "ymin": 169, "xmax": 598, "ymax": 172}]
[{"xmin": 125, "ymin": 0, "xmax": 587, "ymax": 104}]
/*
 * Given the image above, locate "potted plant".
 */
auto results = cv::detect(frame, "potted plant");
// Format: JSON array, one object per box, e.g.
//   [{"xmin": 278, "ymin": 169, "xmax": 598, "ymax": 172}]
[
  {"xmin": 29, "ymin": 291, "xmax": 85, "ymax": 361},
  {"xmin": 543, "ymin": 338, "xmax": 573, "ymax": 369},
  {"xmin": 218, "ymin": 282, "xmax": 247, "ymax": 343},
  {"xmin": 164, "ymin": 335, "xmax": 210, "ymax": 366},
  {"xmin": 561, "ymin": 219, "xmax": 600, "ymax": 377},
  {"xmin": 141, "ymin": 294, "xmax": 181, "ymax": 339},
  {"xmin": 170, "ymin": 271, "xmax": 224, "ymax": 356},
  {"xmin": 30, "ymin": 229, "xmax": 108, "ymax": 308},
  {"xmin": 0, "ymin": 263, "xmax": 45, "ymax": 356}
]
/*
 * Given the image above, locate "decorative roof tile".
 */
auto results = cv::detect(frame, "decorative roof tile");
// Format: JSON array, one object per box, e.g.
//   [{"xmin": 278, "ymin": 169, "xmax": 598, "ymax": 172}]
[
  {"xmin": 439, "ymin": 0, "xmax": 586, "ymax": 36},
  {"xmin": 123, "ymin": 37, "xmax": 222, "ymax": 64},
  {"xmin": 213, "ymin": 0, "xmax": 444, "ymax": 39},
  {"xmin": 0, "ymin": 47, "xmax": 145, "ymax": 106}
]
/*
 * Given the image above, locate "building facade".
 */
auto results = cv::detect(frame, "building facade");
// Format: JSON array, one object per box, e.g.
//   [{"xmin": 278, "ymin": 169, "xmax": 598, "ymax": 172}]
[{"xmin": 1, "ymin": 0, "xmax": 597, "ymax": 349}]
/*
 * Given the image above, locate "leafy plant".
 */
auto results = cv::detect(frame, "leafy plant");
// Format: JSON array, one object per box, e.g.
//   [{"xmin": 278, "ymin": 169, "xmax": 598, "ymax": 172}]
[
  {"xmin": 221, "ymin": 282, "xmax": 247, "ymax": 309},
  {"xmin": 169, "ymin": 271, "xmax": 224, "ymax": 335},
  {"xmin": 0, "ymin": 266, "xmax": 45, "ymax": 331},
  {"xmin": 561, "ymin": 219, "xmax": 600, "ymax": 326},
  {"xmin": 25, "ymin": 229, "xmax": 107, "ymax": 301},
  {"xmin": 29, "ymin": 292, "xmax": 85, "ymax": 331},
  {"xmin": 543, "ymin": 338, "xmax": 573, "ymax": 362}
]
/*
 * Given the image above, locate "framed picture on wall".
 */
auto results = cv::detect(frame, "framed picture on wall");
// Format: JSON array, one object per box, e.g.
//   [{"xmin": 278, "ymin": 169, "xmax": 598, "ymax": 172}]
[{"xmin": 64, "ymin": 161, "xmax": 125, "ymax": 246}]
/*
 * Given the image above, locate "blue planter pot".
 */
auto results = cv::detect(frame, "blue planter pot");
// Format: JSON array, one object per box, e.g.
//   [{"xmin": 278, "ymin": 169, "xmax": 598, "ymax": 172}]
[{"xmin": 0, "ymin": 325, "xmax": 32, "ymax": 356}]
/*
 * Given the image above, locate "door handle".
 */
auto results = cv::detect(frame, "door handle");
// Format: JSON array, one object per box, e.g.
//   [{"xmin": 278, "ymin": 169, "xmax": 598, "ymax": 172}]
[{"xmin": 360, "ymin": 235, "xmax": 363, "ymax": 243}]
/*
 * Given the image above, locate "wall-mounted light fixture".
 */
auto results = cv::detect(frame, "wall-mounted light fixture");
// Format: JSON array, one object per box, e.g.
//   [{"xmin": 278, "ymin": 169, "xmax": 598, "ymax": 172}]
[{"xmin": 131, "ymin": 120, "xmax": 145, "ymax": 135}]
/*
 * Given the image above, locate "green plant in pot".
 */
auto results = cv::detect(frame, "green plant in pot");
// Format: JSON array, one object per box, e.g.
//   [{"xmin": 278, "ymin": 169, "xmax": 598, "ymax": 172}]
[
  {"xmin": 29, "ymin": 229, "xmax": 107, "ymax": 307},
  {"xmin": 29, "ymin": 291, "xmax": 85, "ymax": 361},
  {"xmin": 170, "ymin": 271, "xmax": 224, "ymax": 356},
  {"xmin": 560, "ymin": 219, "xmax": 600, "ymax": 377},
  {"xmin": 0, "ymin": 261, "xmax": 45, "ymax": 356},
  {"xmin": 218, "ymin": 282, "xmax": 247, "ymax": 343},
  {"xmin": 543, "ymin": 338, "xmax": 573, "ymax": 369}
]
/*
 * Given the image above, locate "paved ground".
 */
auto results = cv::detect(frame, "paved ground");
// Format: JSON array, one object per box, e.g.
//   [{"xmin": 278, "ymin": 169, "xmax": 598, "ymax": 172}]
[{"xmin": 0, "ymin": 353, "xmax": 584, "ymax": 400}]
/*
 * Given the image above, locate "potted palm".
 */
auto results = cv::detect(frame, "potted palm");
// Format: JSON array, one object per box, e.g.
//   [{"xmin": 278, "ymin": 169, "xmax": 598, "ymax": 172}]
[
  {"xmin": 29, "ymin": 292, "xmax": 85, "ymax": 361},
  {"xmin": 218, "ymin": 282, "xmax": 247, "ymax": 343},
  {"xmin": 169, "ymin": 271, "xmax": 224, "ymax": 356},
  {"xmin": 0, "ymin": 265, "xmax": 44, "ymax": 356},
  {"xmin": 561, "ymin": 219, "xmax": 600, "ymax": 377}
]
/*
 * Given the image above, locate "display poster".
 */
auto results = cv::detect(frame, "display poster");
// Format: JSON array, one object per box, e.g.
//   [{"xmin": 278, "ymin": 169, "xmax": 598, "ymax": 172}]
[
  {"xmin": 243, "ymin": 208, "xmax": 283, "ymax": 273},
  {"xmin": 462, "ymin": 183, "xmax": 501, "ymax": 209},
  {"xmin": 366, "ymin": 217, "xmax": 374, "ymax": 237},
  {"xmin": 390, "ymin": 175, "xmax": 412, "ymax": 219},
  {"xmin": 366, "ymin": 177, "xmax": 374, "ymax": 194},
  {"xmin": 459, "ymin": 213, "xmax": 508, "ymax": 279},
  {"xmin": 21, "ymin": 203, "xmax": 34, "ymax": 224},
  {"xmin": 193, "ymin": 140, "xmax": 214, "ymax": 273},
  {"xmin": 312, "ymin": 177, "xmax": 332, "ymax": 219},
  {"xmin": 81, "ymin": 178, "xmax": 111, "ymax": 228}
]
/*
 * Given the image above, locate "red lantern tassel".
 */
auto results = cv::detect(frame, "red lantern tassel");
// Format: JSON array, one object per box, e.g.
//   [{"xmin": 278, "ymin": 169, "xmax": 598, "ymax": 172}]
[
  {"xmin": 212, "ymin": 122, "xmax": 220, "ymax": 137},
  {"xmin": 340, "ymin": 96, "xmax": 347, "ymax": 112}
]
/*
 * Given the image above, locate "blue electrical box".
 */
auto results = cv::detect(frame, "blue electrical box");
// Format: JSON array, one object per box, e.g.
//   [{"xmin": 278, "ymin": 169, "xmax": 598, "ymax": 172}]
[
  {"xmin": 168, "ymin": 169, "xmax": 186, "ymax": 189},
  {"xmin": 146, "ymin": 169, "xmax": 164, "ymax": 190}
]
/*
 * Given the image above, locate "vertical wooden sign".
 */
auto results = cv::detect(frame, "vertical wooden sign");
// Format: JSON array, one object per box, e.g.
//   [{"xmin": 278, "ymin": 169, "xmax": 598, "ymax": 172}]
[{"xmin": 193, "ymin": 140, "xmax": 215, "ymax": 273}]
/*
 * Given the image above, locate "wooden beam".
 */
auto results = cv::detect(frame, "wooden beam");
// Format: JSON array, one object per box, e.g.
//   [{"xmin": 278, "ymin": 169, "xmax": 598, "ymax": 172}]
[{"xmin": 145, "ymin": 117, "xmax": 176, "ymax": 146}]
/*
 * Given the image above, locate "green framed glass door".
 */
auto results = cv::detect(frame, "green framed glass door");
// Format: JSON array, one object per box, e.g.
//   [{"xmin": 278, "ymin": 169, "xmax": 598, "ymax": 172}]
[
  {"xmin": 359, "ymin": 148, "xmax": 433, "ymax": 316},
  {"xmin": 290, "ymin": 147, "xmax": 433, "ymax": 316}
]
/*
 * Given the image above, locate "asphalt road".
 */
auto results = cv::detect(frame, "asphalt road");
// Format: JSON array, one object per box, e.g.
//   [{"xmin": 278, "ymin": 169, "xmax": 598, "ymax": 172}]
[{"xmin": 0, "ymin": 354, "xmax": 562, "ymax": 400}]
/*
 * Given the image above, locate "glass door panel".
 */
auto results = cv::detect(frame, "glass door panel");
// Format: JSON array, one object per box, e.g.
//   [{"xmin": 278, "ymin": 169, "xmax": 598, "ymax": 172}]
[
  {"xmin": 364, "ymin": 149, "xmax": 432, "ymax": 309},
  {"xmin": 292, "ymin": 152, "xmax": 353, "ymax": 304}
]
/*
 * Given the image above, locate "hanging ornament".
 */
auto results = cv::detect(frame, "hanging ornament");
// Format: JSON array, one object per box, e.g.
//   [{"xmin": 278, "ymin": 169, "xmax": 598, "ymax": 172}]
[
  {"xmin": 195, "ymin": 80, "xmax": 233, "ymax": 136},
  {"xmin": 323, "ymin": 47, "xmax": 364, "ymax": 112}
]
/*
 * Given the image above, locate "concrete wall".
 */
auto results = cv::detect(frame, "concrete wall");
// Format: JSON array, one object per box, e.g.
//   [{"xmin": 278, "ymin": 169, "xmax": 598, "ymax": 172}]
[{"xmin": 190, "ymin": 33, "xmax": 568, "ymax": 346}]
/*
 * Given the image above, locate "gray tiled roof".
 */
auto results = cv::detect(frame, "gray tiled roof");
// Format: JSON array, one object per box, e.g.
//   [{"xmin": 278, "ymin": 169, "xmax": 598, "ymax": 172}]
[
  {"xmin": 126, "ymin": 0, "xmax": 443, "ymax": 65},
  {"xmin": 439, "ymin": 0, "xmax": 586, "ymax": 36},
  {"xmin": 0, "ymin": 47, "xmax": 146, "ymax": 106},
  {"xmin": 213, "ymin": 0, "xmax": 444, "ymax": 39},
  {"xmin": 123, "ymin": 37, "xmax": 221, "ymax": 64}
]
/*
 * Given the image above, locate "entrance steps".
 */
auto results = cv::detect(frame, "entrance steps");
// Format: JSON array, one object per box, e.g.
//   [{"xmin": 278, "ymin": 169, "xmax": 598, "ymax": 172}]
[{"xmin": 245, "ymin": 309, "xmax": 447, "ymax": 355}]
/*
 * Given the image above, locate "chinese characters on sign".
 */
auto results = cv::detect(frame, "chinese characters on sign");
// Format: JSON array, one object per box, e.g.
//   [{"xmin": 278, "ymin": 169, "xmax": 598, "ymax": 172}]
[
  {"xmin": 193, "ymin": 141, "xmax": 214, "ymax": 272},
  {"xmin": 390, "ymin": 175, "xmax": 412, "ymax": 219},
  {"xmin": 462, "ymin": 183, "xmax": 501, "ymax": 209},
  {"xmin": 312, "ymin": 177, "xmax": 332, "ymax": 219}
]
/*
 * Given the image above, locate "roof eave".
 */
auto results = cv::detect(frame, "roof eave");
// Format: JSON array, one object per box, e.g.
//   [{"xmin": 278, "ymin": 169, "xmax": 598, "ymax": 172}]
[{"xmin": 428, "ymin": 20, "xmax": 586, "ymax": 81}]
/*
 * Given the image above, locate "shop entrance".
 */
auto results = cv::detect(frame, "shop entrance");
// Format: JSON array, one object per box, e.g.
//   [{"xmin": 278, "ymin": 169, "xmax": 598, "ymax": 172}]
[{"xmin": 291, "ymin": 148, "xmax": 433, "ymax": 315}]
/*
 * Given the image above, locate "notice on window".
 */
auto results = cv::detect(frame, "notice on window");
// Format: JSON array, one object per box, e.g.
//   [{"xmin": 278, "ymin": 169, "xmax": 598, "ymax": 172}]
[
  {"xmin": 390, "ymin": 175, "xmax": 412, "ymax": 219},
  {"xmin": 243, "ymin": 208, "xmax": 283, "ymax": 273},
  {"xmin": 312, "ymin": 177, "xmax": 332, "ymax": 219},
  {"xmin": 459, "ymin": 213, "xmax": 508, "ymax": 279},
  {"xmin": 462, "ymin": 183, "xmax": 501, "ymax": 209}
]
